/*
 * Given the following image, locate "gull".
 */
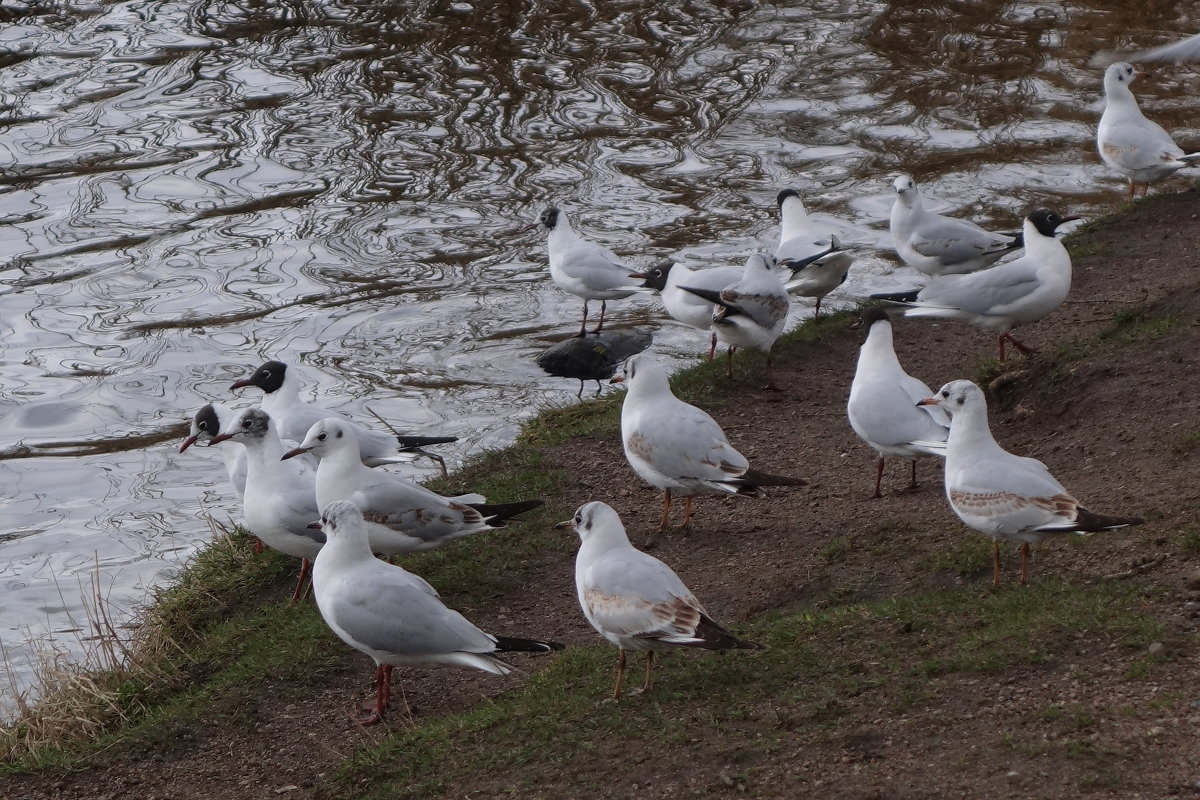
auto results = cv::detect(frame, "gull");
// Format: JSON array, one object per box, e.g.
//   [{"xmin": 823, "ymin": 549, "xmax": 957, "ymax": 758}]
[
  {"xmin": 847, "ymin": 308, "xmax": 949, "ymax": 499},
  {"xmin": 775, "ymin": 189, "xmax": 855, "ymax": 316},
  {"xmin": 919, "ymin": 380, "xmax": 1143, "ymax": 586},
  {"xmin": 616, "ymin": 354, "xmax": 804, "ymax": 531},
  {"xmin": 629, "ymin": 261, "xmax": 741, "ymax": 360},
  {"xmin": 209, "ymin": 408, "xmax": 323, "ymax": 605},
  {"xmin": 533, "ymin": 206, "xmax": 640, "ymax": 336},
  {"xmin": 312, "ymin": 500, "xmax": 562, "ymax": 725},
  {"xmin": 555, "ymin": 501, "xmax": 761, "ymax": 699},
  {"xmin": 889, "ymin": 175, "xmax": 1021, "ymax": 277},
  {"xmin": 230, "ymin": 360, "xmax": 457, "ymax": 473},
  {"xmin": 179, "ymin": 402, "xmax": 247, "ymax": 502},
  {"xmin": 1091, "ymin": 33, "xmax": 1200, "ymax": 66},
  {"xmin": 872, "ymin": 209, "xmax": 1079, "ymax": 361},
  {"xmin": 283, "ymin": 418, "xmax": 542, "ymax": 554},
  {"xmin": 1097, "ymin": 62, "xmax": 1200, "ymax": 201},
  {"xmin": 679, "ymin": 253, "xmax": 790, "ymax": 386}
]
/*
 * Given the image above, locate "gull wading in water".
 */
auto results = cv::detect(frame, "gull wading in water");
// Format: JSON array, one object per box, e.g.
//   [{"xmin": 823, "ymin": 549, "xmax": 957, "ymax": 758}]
[
  {"xmin": 556, "ymin": 501, "xmax": 761, "ymax": 699},
  {"xmin": 312, "ymin": 500, "xmax": 562, "ymax": 725},
  {"xmin": 919, "ymin": 380, "xmax": 1143, "ymax": 586},
  {"xmin": 616, "ymin": 354, "xmax": 804, "ymax": 531},
  {"xmin": 1097, "ymin": 62, "xmax": 1200, "ymax": 201},
  {"xmin": 679, "ymin": 253, "xmax": 790, "ymax": 387},
  {"xmin": 284, "ymin": 418, "xmax": 542, "ymax": 554},
  {"xmin": 889, "ymin": 175, "xmax": 1021, "ymax": 277},
  {"xmin": 532, "ymin": 206, "xmax": 640, "ymax": 336},
  {"xmin": 629, "ymin": 261, "xmax": 741, "ymax": 361},
  {"xmin": 230, "ymin": 360, "xmax": 457, "ymax": 473},
  {"xmin": 774, "ymin": 189, "xmax": 854, "ymax": 316},
  {"xmin": 872, "ymin": 209, "xmax": 1079, "ymax": 362},
  {"xmin": 847, "ymin": 308, "xmax": 949, "ymax": 499}
]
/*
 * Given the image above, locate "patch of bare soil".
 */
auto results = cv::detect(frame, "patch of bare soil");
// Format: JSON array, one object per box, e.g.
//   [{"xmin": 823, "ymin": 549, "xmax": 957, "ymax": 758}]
[{"xmin": 5, "ymin": 190, "xmax": 1200, "ymax": 799}]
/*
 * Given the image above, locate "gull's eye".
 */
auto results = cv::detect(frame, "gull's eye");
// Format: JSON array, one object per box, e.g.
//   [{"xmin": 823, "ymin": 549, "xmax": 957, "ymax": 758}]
[
  {"xmin": 317, "ymin": 432, "xmax": 327, "ymax": 441},
  {"xmin": 242, "ymin": 418, "xmax": 252, "ymax": 428},
  {"xmin": 262, "ymin": 370, "xmax": 271, "ymax": 378},
  {"xmin": 198, "ymin": 420, "xmax": 208, "ymax": 430},
  {"xmin": 941, "ymin": 389, "xmax": 950, "ymax": 398},
  {"xmin": 575, "ymin": 512, "xmax": 582, "ymax": 524}
]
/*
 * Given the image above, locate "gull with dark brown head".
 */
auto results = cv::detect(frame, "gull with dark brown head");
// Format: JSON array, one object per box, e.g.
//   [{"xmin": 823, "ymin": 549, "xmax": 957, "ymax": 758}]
[
  {"xmin": 919, "ymin": 380, "xmax": 1143, "ymax": 586},
  {"xmin": 556, "ymin": 501, "xmax": 761, "ymax": 699}
]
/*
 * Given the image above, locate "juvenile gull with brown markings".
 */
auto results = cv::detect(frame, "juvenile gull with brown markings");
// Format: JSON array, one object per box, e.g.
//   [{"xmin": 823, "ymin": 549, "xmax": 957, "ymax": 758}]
[
  {"xmin": 920, "ymin": 380, "xmax": 1143, "ymax": 586},
  {"xmin": 556, "ymin": 501, "xmax": 761, "ymax": 699}
]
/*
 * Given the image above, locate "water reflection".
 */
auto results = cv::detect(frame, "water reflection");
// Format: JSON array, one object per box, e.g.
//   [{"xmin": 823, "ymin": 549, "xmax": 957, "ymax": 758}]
[{"xmin": 1, "ymin": 0, "xmax": 1198, "ymax": 706}]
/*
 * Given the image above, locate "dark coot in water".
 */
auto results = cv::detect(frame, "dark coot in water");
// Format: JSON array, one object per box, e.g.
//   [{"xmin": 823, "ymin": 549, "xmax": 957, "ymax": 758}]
[{"xmin": 537, "ymin": 329, "xmax": 653, "ymax": 397}]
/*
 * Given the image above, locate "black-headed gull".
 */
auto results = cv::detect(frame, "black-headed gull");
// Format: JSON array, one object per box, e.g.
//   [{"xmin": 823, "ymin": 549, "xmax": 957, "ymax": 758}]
[
  {"xmin": 312, "ymin": 500, "xmax": 562, "ymax": 724},
  {"xmin": 889, "ymin": 175, "xmax": 1021, "ymax": 277},
  {"xmin": 533, "ymin": 206, "xmax": 640, "ymax": 336},
  {"xmin": 873, "ymin": 209, "xmax": 1079, "ymax": 361},
  {"xmin": 630, "ymin": 261, "xmax": 740, "ymax": 360},
  {"xmin": 616, "ymin": 354, "xmax": 804, "ymax": 530},
  {"xmin": 210, "ymin": 408, "xmax": 323, "ymax": 605},
  {"xmin": 847, "ymin": 308, "xmax": 949, "ymax": 498},
  {"xmin": 919, "ymin": 380, "xmax": 1143, "ymax": 586},
  {"xmin": 1097, "ymin": 62, "xmax": 1200, "ymax": 201},
  {"xmin": 679, "ymin": 253, "xmax": 790, "ymax": 387},
  {"xmin": 179, "ymin": 403, "xmax": 247, "ymax": 502},
  {"xmin": 555, "ymin": 501, "xmax": 760, "ymax": 699},
  {"xmin": 283, "ymin": 418, "xmax": 541, "ymax": 554},
  {"xmin": 230, "ymin": 360, "xmax": 457, "ymax": 471},
  {"xmin": 775, "ymin": 189, "xmax": 854, "ymax": 316}
]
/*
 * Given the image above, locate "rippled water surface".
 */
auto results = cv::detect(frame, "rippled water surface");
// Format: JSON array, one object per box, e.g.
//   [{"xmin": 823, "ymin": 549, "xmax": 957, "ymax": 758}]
[{"xmin": 1, "ymin": 0, "xmax": 1197, "ymax": 703}]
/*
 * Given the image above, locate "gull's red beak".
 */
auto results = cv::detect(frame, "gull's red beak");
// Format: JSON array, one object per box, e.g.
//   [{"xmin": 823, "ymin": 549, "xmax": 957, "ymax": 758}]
[
  {"xmin": 209, "ymin": 432, "xmax": 234, "ymax": 445},
  {"xmin": 916, "ymin": 396, "xmax": 938, "ymax": 406},
  {"xmin": 281, "ymin": 446, "xmax": 312, "ymax": 461},
  {"xmin": 179, "ymin": 434, "xmax": 200, "ymax": 453}
]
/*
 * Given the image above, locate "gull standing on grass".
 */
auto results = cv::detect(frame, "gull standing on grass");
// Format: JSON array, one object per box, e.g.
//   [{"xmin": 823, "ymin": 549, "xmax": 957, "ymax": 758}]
[
  {"xmin": 312, "ymin": 500, "xmax": 562, "ymax": 725},
  {"xmin": 1097, "ymin": 62, "xmax": 1200, "ymax": 201},
  {"xmin": 872, "ymin": 209, "xmax": 1079, "ymax": 362},
  {"xmin": 179, "ymin": 402, "xmax": 248, "ymax": 502},
  {"xmin": 209, "ymin": 408, "xmax": 323, "ymax": 605},
  {"xmin": 847, "ymin": 308, "xmax": 949, "ymax": 499},
  {"xmin": 533, "ymin": 206, "xmax": 640, "ymax": 336},
  {"xmin": 889, "ymin": 175, "xmax": 1022, "ymax": 277},
  {"xmin": 283, "ymin": 418, "xmax": 542, "ymax": 554},
  {"xmin": 629, "ymin": 261, "xmax": 741, "ymax": 360},
  {"xmin": 616, "ymin": 354, "xmax": 804, "ymax": 531},
  {"xmin": 556, "ymin": 501, "xmax": 761, "ymax": 699},
  {"xmin": 919, "ymin": 380, "xmax": 1143, "ymax": 586},
  {"xmin": 230, "ymin": 360, "xmax": 457, "ymax": 473},
  {"xmin": 774, "ymin": 189, "xmax": 854, "ymax": 316},
  {"xmin": 679, "ymin": 253, "xmax": 790, "ymax": 387}
]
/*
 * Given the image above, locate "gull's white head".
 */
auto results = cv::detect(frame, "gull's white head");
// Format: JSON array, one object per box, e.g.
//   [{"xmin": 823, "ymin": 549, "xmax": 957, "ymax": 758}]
[
  {"xmin": 317, "ymin": 500, "xmax": 367, "ymax": 540},
  {"xmin": 620, "ymin": 352, "xmax": 669, "ymax": 393},
  {"xmin": 554, "ymin": 500, "xmax": 626, "ymax": 544},
  {"xmin": 919, "ymin": 379, "xmax": 984, "ymax": 414},
  {"xmin": 893, "ymin": 175, "xmax": 916, "ymax": 195},
  {"xmin": 1103, "ymin": 61, "xmax": 1141, "ymax": 95},
  {"xmin": 743, "ymin": 253, "xmax": 775, "ymax": 273},
  {"xmin": 288, "ymin": 417, "xmax": 357, "ymax": 460}
]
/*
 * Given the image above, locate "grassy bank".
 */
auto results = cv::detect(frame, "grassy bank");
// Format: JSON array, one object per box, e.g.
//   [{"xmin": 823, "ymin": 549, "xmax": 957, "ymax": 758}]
[{"xmin": 4, "ymin": 194, "xmax": 1199, "ymax": 797}]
